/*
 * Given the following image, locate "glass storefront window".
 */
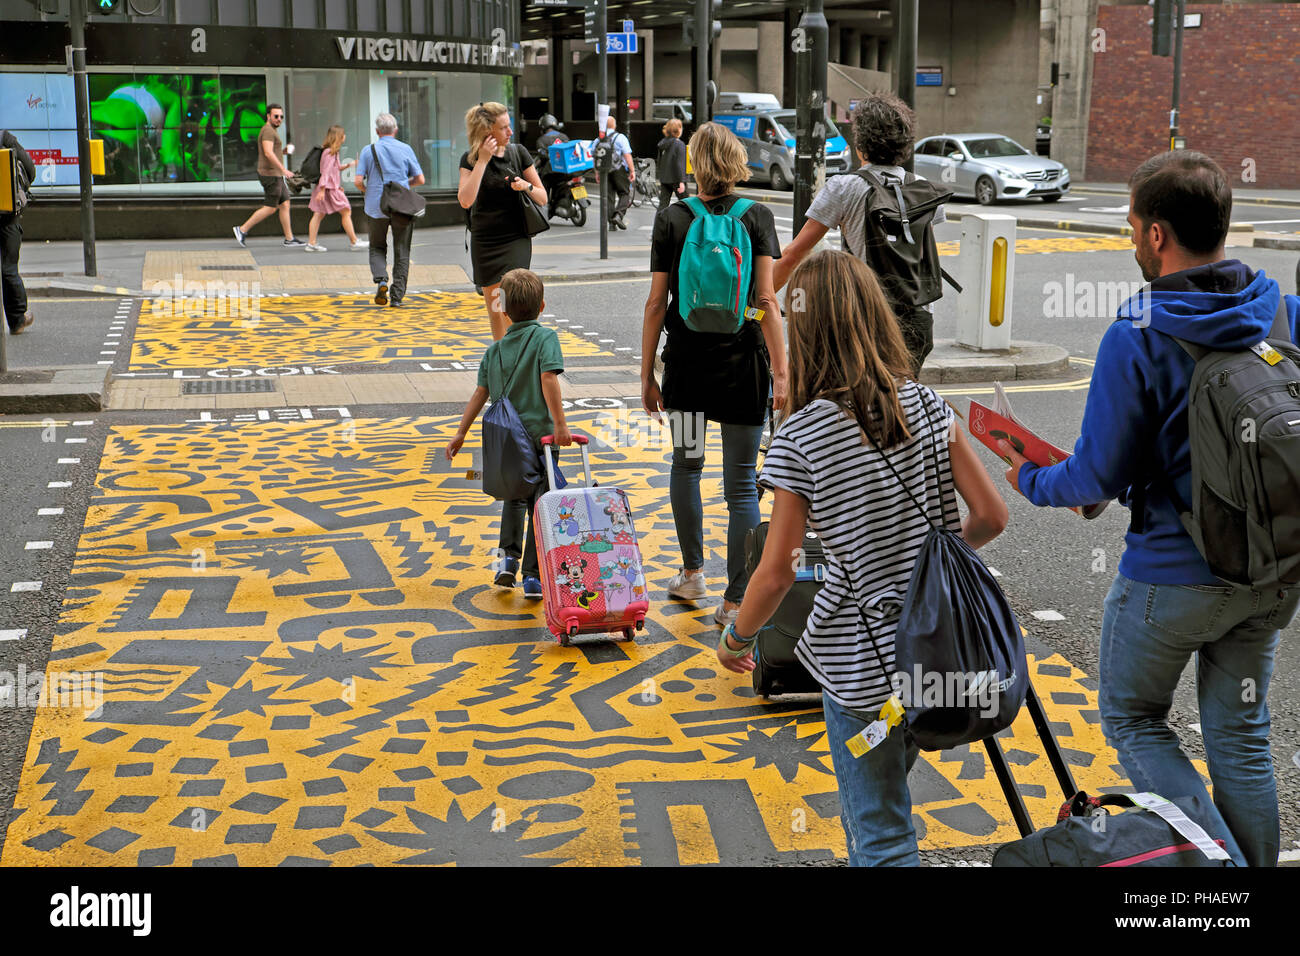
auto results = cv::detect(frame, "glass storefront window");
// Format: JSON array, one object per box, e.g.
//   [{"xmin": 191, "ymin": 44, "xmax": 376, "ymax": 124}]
[
  {"xmin": 9, "ymin": 65, "xmax": 513, "ymax": 196},
  {"xmin": 385, "ymin": 72, "xmax": 509, "ymax": 190},
  {"xmin": 287, "ymin": 70, "xmax": 372, "ymax": 177}
]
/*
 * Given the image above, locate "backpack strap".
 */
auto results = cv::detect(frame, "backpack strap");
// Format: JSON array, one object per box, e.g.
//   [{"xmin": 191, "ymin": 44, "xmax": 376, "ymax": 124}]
[
  {"xmin": 682, "ymin": 196, "xmax": 707, "ymax": 220},
  {"xmin": 1268, "ymin": 293, "xmax": 1292, "ymax": 342},
  {"xmin": 856, "ymin": 166, "xmax": 915, "ymax": 244},
  {"xmin": 724, "ymin": 197, "xmax": 754, "ymax": 220}
]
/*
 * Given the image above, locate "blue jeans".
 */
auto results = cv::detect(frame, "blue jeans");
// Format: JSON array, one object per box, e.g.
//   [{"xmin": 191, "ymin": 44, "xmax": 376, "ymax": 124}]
[
  {"xmin": 1100, "ymin": 573, "xmax": 1299, "ymax": 867},
  {"xmin": 822, "ymin": 694, "xmax": 921, "ymax": 866},
  {"xmin": 667, "ymin": 411, "xmax": 762, "ymax": 604}
]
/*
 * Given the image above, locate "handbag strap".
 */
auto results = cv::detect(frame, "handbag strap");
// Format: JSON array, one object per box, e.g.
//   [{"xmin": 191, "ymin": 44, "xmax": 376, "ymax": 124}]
[{"xmin": 370, "ymin": 143, "xmax": 385, "ymax": 180}]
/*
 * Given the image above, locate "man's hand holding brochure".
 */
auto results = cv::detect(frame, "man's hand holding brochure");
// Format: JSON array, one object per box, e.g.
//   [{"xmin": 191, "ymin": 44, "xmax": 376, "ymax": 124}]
[{"xmin": 967, "ymin": 383, "xmax": 1109, "ymax": 519}]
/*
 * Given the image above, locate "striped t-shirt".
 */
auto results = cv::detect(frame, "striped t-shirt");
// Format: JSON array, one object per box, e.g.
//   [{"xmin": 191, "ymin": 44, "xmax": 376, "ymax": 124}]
[{"xmin": 758, "ymin": 384, "xmax": 960, "ymax": 710}]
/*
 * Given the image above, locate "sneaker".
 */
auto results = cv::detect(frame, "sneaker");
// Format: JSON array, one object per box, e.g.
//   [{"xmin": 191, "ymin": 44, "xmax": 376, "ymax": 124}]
[
  {"xmin": 9, "ymin": 311, "xmax": 33, "ymax": 335},
  {"xmin": 350, "ymin": 239, "xmax": 369, "ymax": 250},
  {"xmin": 522, "ymin": 576, "xmax": 543, "ymax": 599},
  {"xmin": 389, "ymin": 298, "xmax": 403, "ymax": 308},
  {"xmin": 494, "ymin": 555, "xmax": 519, "ymax": 589},
  {"xmin": 232, "ymin": 226, "xmax": 247, "ymax": 247},
  {"xmin": 666, "ymin": 570, "xmax": 708, "ymax": 602},
  {"xmin": 374, "ymin": 282, "xmax": 388, "ymax": 306},
  {"xmin": 305, "ymin": 243, "xmax": 327, "ymax": 252},
  {"xmin": 713, "ymin": 603, "xmax": 739, "ymax": 629},
  {"xmin": 284, "ymin": 237, "xmax": 307, "ymax": 247}
]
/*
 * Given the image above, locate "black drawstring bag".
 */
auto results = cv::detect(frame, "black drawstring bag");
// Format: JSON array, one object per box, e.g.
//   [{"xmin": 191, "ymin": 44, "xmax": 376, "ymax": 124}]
[
  {"xmin": 853, "ymin": 389, "xmax": 1027, "ymax": 751},
  {"xmin": 482, "ymin": 326, "xmax": 544, "ymax": 501}
]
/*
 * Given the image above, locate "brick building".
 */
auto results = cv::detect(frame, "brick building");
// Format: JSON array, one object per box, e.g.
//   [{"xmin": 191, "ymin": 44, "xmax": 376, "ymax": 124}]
[{"xmin": 1084, "ymin": 1, "xmax": 1300, "ymax": 187}]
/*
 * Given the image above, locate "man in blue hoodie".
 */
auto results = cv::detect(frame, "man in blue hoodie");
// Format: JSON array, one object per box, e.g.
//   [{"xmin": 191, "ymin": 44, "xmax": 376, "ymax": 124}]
[{"xmin": 1000, "ymin": 151, "xmax": 1300, "ymax": 867}]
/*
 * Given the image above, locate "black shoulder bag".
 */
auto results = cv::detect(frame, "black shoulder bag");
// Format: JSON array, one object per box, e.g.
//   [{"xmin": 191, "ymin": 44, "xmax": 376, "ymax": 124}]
[
  {"xmin": 370, "ymin": 144, "xmax": 427, "ymax": 220},
  {"xmin": 508, "ymin": 145, "xmax": 550, "ymax": 238}
]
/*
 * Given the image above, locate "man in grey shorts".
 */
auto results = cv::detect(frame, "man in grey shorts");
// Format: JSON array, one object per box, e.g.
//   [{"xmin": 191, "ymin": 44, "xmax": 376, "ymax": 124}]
[{"xmin": 233, "ymin": 103, "xmax": 305, "ymax": 247}]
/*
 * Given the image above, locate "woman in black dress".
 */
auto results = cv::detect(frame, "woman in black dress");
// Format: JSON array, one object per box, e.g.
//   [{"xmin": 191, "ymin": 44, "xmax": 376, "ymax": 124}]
[
  {"xmin": 458, "ymin": 102, "xmax": 547, "ymax": 341},
  {"xmin": 656, "ymin": 118, "xmax": 688, "ymax": 209}
]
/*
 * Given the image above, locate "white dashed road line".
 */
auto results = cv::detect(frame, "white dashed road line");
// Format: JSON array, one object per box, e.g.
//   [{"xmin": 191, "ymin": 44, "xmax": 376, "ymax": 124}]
[
  {"xmin": 1031, "ymin": 609, "xmax": 1065, "ymax": 621},
  {"xmin": 11, "ymin": 582, "xmax": 42, "ymax": 592},
  {"xmin": 0, "ymin": 630, "xmax": 27, "ymax": 642}
]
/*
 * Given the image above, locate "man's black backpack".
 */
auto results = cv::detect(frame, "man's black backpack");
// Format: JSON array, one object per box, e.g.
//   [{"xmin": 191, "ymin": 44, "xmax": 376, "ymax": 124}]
[
  {"xmin": 298, "ymin": 145, "xmax": 324, "ymax": 185},
  {"xmin": 856, "ymin": 168, "xmax": 952, "ymax": 309},
  {"xmin": 1148, "ymin": 296, "xmax": 1300, "ymax": 587}
]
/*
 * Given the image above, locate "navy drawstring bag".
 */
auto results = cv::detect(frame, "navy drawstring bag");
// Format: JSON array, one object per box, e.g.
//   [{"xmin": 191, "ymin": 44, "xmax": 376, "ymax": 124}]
[
  {"xmin": 482, "ymin": 326, "xmax": 545, "ymax": 501},
  {"xmin": 854, "ymin": 389, "xmax": 1027, "ymax": 751}
]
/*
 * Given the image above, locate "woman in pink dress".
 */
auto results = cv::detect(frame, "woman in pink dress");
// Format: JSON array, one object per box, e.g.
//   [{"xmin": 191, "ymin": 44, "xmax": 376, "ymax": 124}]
[{"xmin": 306, "ymin": 125, "xmax": 366, "ymax": 251}]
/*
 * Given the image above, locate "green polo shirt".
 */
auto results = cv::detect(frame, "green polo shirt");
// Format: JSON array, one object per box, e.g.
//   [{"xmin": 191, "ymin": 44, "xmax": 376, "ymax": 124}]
[{"xmin": 478, "ymin": 320, "xmax": 565, "ymax": 443}]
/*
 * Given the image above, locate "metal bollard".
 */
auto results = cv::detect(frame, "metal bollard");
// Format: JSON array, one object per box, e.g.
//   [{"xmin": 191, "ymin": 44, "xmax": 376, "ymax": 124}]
[{"xmin": 956, "ymin": 212, "xmax": 1017, "ymax": 352}]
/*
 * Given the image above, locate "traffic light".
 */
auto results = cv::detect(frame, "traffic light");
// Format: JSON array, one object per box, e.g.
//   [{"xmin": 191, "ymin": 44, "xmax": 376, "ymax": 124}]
[
  {"xmin": 95, "ymin": 0, "xmax": 121, "ymax": 12},
  {"xmin": 1150, "ymin": 0, "xmax": 1174, "ymax": 57},
  {"xmin": 683, "ymin": 0, "xmax": 721, "ymax": 45}
]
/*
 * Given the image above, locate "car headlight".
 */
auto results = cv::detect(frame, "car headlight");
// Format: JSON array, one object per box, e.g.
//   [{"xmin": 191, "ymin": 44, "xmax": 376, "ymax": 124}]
[{"xmin": 993, "ymin": 167, "xmax": 1020, "ymax": 179}]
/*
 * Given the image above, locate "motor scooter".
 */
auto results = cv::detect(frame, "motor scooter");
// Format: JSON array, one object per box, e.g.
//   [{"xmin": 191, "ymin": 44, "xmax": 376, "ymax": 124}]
[{"xmin": 542, "ymin": 169, "xmax": 589, "ymax": 227}]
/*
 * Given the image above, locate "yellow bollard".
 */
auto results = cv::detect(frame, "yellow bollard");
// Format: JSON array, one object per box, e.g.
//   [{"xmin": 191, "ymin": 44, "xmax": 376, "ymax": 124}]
[{"xmin": 89, "ymin": 138, "xmax": 106, "ymax": 176}]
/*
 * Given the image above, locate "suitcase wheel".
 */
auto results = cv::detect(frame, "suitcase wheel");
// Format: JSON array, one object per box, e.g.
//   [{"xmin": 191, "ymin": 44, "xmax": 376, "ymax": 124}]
[
  {"xmin": 559, "ymin": 622, "xmax": 577, "ymax": 646},
  {"xmin": 621, "ymin": 627, "xmax": 634, "ymax": 642},
  {"xmin": 634, "ymin": 616, "xmax": 645, "ymax": 632}
]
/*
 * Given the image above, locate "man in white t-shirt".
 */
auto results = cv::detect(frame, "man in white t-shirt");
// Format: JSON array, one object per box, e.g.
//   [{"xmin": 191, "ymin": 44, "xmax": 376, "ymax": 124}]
[{"xmin": 774, "ymin": 92, "xmax": 947, "ymax": 370}]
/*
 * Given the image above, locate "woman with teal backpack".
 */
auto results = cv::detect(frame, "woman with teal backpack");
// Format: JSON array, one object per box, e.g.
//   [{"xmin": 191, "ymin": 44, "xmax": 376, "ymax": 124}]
[{"xmin": 641, "ymin": 121, "xmax": 788, "ymax": 629}]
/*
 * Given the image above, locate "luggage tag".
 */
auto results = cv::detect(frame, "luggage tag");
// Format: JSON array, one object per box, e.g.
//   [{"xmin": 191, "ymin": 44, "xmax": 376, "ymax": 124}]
[
  {"xmin": 744, "ymin": 307, "xmax": 765, "ymax": 323},
  {"xmin": 1251, "ymin": 340, "xmax": 1284, "ymax": 366},
  {"xmin": 464, "ymin": 449, "xmax": 483, "ymax": 481},
  {"xmin": 844, "ymin": 694, "xmax": 906, "ymax": 759}
]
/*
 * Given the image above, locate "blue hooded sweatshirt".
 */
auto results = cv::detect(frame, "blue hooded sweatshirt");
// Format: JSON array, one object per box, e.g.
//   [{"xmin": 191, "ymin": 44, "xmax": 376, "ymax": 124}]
[{"xmin": 1019, "ymin": 261, "xmax": 1300, "ymax": 586}]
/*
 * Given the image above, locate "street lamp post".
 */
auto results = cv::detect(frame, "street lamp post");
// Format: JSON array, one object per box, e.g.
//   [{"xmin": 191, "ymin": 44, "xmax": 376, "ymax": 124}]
[
  {"xmin": 70, "ymin": 0, "xmax": 97, "ymax": 276},
  {"xmin": 792, "ymin": 0, "xmax": 828, "ymax": 235},
  {"xmin": 597, "ymin": 0, "xmax": 608, "ymax": 260}
]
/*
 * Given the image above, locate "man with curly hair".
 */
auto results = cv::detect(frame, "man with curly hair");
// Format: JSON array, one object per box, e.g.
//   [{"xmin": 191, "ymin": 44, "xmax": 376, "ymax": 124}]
[{"xmin": 774, "ymin": 92, "xmax": 947, "ymax": 370}]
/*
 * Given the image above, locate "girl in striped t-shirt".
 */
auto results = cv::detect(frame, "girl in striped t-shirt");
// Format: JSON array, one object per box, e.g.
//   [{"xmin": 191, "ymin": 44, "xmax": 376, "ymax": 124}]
[{"xmin": 715, "ymin": 250, "xmax": 1009, "ymax": 866}]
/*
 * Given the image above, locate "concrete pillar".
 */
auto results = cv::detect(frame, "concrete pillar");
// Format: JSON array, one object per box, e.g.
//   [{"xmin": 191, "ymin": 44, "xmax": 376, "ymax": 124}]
[
  {"xmin": 863, "ymin": 35, "xmax": 880, "ymax": 72},
  {"xmin": 640, "ymin": 30, "xmax": 654, "ymax": 120},
  {"xmin": 1051, "ymin": 0, "xmax": 1099, "ymax": 179},
  {"xmin": 879, "ymin": 37, "xmax": 894, "ymax": 81},
  {"xmin": 828, "ymin": 24, "xmax": 841, "ymax": 65},
  {"xmin": 551, "ymin": 27, "xmax": 564, "ymax": 118},
  {"xmin": 757, "ymin": 20, "xmax": 784, "ymax": 101},
  {"xmin": 842, "ymin": 28, "xmax": 859, "ymax": 68}
]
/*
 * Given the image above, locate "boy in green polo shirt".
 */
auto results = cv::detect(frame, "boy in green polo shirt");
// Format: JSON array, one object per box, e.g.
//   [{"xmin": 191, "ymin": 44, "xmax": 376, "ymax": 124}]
[{"xmin": 446, "ymin": 269, "xmax": 572, "ymax": 598}]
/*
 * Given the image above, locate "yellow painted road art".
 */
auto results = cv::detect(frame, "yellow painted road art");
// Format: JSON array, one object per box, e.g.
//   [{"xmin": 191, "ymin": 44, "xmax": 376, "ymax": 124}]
[
  {"xmin": 936, "ymin": 235, "xmax": 1133, "ymax": 257},
  {"xmin": 4, "ymin": 413, "xmax": 1132, "ymax": 866},
  {"xmin": 129, "ymin": 292, "xmax": 611, "ymax": 372}
]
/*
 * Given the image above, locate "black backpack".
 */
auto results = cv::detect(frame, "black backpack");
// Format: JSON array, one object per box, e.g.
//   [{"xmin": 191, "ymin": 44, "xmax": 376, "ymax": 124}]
[
  {"xmin": 298, "ymin": 145, "xmax": 324, "ymax": 185},
  {"xmin": 2, "ymin": 130, "xmax": 31, "ymax": 214},
  {"xmin": 856, "ymin": 168, "xmax": 952, "ymax": 309},
  {"xmin": 1143, "ymin": 296, "xmax": 1300, "ymax": 587}
]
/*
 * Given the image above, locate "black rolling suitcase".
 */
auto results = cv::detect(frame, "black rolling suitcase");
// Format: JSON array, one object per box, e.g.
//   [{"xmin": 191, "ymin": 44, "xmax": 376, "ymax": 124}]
[
  {"xmin": 988, "ymin": 682, "xmax": 1235, "ymax": 867},
  {"xmin": 743, "ymin": 521, "xmax": 823, "ymax": 697}
]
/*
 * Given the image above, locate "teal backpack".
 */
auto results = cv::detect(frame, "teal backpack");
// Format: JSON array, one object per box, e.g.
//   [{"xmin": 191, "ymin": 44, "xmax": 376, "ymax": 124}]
[{"xmin": 678, "ymin": 196, "xmax": 756, "ymax": 334}]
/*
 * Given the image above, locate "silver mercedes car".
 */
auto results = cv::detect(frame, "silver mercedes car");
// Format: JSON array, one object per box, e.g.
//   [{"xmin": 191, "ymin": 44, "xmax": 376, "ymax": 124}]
[{"xmin": 913, "ymin": 133, "xmax": 1071, "ymax": 204}]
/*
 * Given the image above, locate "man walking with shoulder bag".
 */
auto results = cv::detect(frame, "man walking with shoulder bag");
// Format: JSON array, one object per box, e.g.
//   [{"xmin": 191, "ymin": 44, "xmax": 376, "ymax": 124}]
[
  {"xmin": 1001, "ymin": 151, "xmax": 1300, "ymax": 868},
  {"xmin": 354, "ymin": 113, "xmax": 425, "ymax": 308}
]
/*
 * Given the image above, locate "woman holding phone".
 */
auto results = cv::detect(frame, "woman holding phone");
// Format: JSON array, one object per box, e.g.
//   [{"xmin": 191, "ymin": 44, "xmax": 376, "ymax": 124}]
[{"xmin": 457, "ymin": 102, "xmax": 547, "ymax": 341}]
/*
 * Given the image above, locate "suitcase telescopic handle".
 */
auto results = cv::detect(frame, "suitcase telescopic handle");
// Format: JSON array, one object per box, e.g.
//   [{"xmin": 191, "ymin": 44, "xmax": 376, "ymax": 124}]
[{"xmin": 540, "ymin": 434, "xmax": 594, "ymax": 488}]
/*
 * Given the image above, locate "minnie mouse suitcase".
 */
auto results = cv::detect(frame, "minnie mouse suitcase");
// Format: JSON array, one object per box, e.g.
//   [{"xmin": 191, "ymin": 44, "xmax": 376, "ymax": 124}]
[{"xmin": 533, "ymin": 435, "xmax": 649, "ymax": 645}]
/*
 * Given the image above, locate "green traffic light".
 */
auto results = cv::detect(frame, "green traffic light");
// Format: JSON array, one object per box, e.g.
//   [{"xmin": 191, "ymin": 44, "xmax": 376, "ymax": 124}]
[{"xmin": 97, "ymin": 0, "xmax": 120, "ymax": 12}]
